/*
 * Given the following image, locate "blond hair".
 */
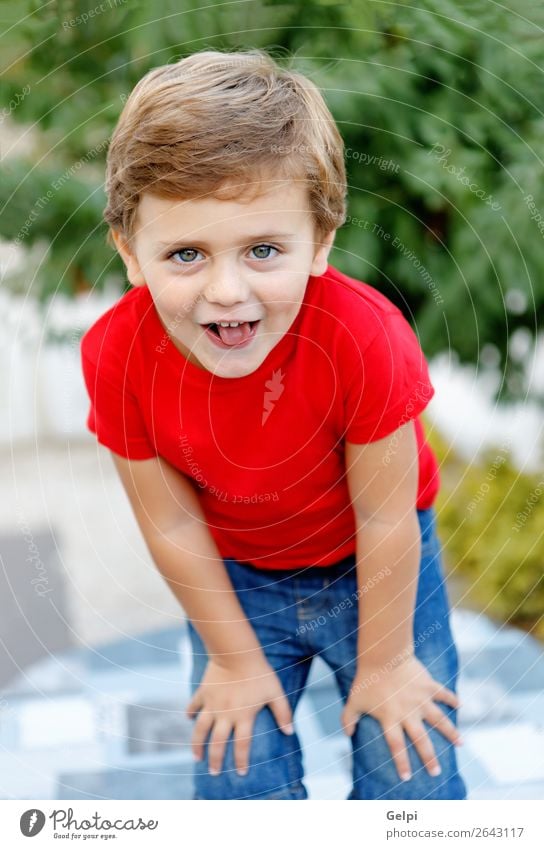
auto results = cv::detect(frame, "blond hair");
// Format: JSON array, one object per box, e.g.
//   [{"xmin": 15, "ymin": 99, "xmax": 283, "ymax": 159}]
[{"xmin": 104, "ymin": 49, "xmax": 346, "ymax": 246}]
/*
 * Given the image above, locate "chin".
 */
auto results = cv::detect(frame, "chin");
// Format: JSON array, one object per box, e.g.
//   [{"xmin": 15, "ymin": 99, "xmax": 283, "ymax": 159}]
[
  {"xmin": 207, "ymin": 356, "xmax": 263, "ymax": 379},
  {"xmin": 197, "ymin": 336, "xmax": 272, "ymax": 379}
]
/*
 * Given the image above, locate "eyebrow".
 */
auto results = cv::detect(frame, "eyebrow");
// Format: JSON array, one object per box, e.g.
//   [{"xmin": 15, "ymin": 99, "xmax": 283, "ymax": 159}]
[{"xmin": 157, "ymin": 233, "xmax": 298, "ymax": 249}]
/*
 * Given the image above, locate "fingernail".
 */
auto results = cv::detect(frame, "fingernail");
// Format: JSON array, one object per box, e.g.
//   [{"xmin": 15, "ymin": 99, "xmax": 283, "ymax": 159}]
[
  {"xmin": 209, "ymin": 767, "xmax": 219, "ymax": 776},
  {"xmin": 284, "ymin": 723, "xmax": 295, "ymax": 735},
  {"xmin": 237, "ymin": 768, "xmax": 248, "ymax": 777},
  {"xmin": 400, "ymin": 771, "xmax": 412, "ymax": 781},
  {"xmin": 430, "ymin": 765, "xmax": 442, "ymax": 777},
  {"xmin": 455, "ymin": 736, "xmax": 464, "ymax": 746}
]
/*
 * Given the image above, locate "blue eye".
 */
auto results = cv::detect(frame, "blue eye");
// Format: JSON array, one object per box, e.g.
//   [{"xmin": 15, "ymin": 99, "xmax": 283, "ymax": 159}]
[
  {"xmin": 170, "ymin": 248, "xmax": 203, "ymax": 263},
  {"xmin": 250, "ymin": 244, "xmax": 278, "ymax": 260},
  {"xmin": 167, "ymin": 244, "xmax": 279, "ymax": 264}
]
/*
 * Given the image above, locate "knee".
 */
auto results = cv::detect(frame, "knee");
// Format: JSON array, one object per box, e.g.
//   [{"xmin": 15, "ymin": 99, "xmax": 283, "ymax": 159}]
[
  {"xmin": 192, "ymin": 708, "xmax": 306, "ymax": 800},
  {"xmin": 350, "ymin": 715, "xmax": 467, "ymax": 800},
  {"xmin": 193, "ymin": 771, "xmax": 307, "ymax": 800},
  {"xmin": 193, "ymin": 756, "xmax": 307, "ymax": 800}
]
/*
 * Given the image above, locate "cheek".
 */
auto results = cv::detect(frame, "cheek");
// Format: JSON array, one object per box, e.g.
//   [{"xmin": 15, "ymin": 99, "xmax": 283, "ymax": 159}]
[
  {"xmin": 257, "ymin": 273, "xmax": 307, "ymax": 312},
  {"xmin": 150, "ymin": 275, "xmax": 201, "ymax": 314}
]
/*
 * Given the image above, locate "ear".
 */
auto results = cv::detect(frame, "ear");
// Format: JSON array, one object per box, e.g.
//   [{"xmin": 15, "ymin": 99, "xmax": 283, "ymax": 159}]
[
  {"xmin": 310, "ymin": 229, "xmax": 336, "ymax": 277},
  {"xmin": 110, "ymin": 229, "xmax": 146, "ymax": 287}
]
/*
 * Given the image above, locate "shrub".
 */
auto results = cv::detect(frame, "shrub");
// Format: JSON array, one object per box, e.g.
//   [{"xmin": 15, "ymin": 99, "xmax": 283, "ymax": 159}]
[{"xmin": 428, "ymin": 424, "xmax": 544, "ymax": 640}]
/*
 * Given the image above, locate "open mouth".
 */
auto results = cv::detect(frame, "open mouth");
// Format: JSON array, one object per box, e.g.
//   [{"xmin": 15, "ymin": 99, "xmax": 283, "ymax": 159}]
[
  {"xmin": 202, "ymin": 320, "xmax": 261, "ymax": 348},
  {"xmin": 206, "ymin": 320, "xmax": 259, "ymax": 337}
]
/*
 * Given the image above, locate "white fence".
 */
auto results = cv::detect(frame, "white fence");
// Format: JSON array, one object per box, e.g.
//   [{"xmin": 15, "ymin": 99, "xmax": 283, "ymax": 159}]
[
  {"xmin": 0, "ymin": 285, "xmax": 120, "ymax": 443},
  {"xmin": 1, "ymin": 274, "xmax": 542, "ymax": 470}
]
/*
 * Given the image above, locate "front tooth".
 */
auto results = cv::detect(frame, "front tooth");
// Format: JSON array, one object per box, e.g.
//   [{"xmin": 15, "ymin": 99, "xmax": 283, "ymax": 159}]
[{"xmin": 219, "ymin": 322, "xmax": 230, "ymax": 327}]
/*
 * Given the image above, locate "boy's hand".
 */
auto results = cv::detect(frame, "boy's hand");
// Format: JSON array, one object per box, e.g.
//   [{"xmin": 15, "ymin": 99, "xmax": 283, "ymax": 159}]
[
  {"xmin": 186, "ymin": 657, "xmax": 294, "ymax": 777},
  {"xmin": 341, "ymin": 654, "xmax": 463, "ymax": 781}
]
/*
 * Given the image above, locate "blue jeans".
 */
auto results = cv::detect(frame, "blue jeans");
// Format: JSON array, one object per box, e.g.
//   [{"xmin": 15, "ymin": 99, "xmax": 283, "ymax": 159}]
[{"xmin": 187, "ymin": 508, "xmax": 468, "ymax": 800}]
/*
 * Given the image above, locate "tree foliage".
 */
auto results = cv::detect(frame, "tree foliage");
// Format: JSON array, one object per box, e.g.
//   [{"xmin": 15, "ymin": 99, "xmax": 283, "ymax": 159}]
[
  {"xmin": 429, "ymin": 425, "xmax": 544, "ymax": 641},
  {"xmin": 1, "ymin": 0, "xmax": 544, "ymax": 400}
]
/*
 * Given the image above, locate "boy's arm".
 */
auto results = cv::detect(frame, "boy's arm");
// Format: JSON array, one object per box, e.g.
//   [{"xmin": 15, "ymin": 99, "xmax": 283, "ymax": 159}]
[
  {"xmin": 111, "ymin": 452, "xmax": 265, "ymax": 666},
  {"xmin": 342, "ymin": 421, "xmax": 462, "ymax": 780},
  {"xmin": 346, "ymin": 420, "xmax": 421, "ymax": 666},
  {"xmin": 110, "ymin": 452, "xmax": 294, "ymax": 774}
]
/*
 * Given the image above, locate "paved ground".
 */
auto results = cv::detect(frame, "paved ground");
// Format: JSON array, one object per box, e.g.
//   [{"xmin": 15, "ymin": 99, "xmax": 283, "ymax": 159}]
[
  {"xmin": 1, "ymin": 605, "xmax": 544, "ymax": 800},
  {"xmin": 0, "ymin": 439, "xmax": 183, "ymax": 659},
  {"xmin": 1, "ymin": 440, "xmax": 543, "ymax": 799}
]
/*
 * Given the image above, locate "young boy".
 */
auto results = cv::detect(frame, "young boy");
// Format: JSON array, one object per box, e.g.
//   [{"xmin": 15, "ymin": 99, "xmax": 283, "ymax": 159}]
[{"xmin": 80, "ymin": 48, "xmax": 467, "ymax": 801}]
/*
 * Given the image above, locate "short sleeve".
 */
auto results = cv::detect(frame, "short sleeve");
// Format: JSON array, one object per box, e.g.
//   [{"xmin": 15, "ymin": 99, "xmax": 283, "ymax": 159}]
[
  {"xmin": 80, "ymin": 340, "xmax": 157, "ymax": 460},
  {"xmin": 344, "ymin": 309, "xmax": 435, "ymax": 443}
]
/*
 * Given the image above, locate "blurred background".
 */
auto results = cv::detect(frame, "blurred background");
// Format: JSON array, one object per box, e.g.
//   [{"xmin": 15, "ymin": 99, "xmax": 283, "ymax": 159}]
[{"xmin": 1, "ymin": 0, "xmax": 544, "ymax": 800}]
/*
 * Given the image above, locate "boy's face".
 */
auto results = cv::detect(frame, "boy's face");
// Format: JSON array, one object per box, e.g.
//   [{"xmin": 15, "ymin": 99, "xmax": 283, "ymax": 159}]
[{"xmin": 112, "ymin": 179, "xmax": 335, "ymax": 378}]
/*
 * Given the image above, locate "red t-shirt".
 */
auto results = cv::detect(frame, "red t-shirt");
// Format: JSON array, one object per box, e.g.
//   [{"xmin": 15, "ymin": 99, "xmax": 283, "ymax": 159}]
[{"xmin": 80, "ymin": 264, "xmax": 440, "ymax": 569}]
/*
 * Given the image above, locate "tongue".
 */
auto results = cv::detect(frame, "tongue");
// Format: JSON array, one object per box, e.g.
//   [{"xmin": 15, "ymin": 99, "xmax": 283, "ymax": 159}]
[{"xmin": 216, "ymin": 322, "xmax": 253, "ymax": 346}]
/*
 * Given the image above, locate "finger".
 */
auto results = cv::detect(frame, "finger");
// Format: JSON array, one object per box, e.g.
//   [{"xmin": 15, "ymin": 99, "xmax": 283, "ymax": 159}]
[
  {"xmin": 233, "ymin": 719, "xmax": 254, "ymax": 776},
  {"xmin": 186, "ymin": 692, "xmax": 203, "ymax": 718},
  {"xmin": 432, "ymin": 683, "xmax": 461, "ymax": 708},
  {"xmin": 424, "ymin": 703, "xmax": 464, "ymax": 746},
  {"xmin": 191, "ymin": 711, "xmax": 214, "ymax": 761},
  {"xmin": 404, "ymin": 720, "xmax": 441, "ymax": 777},
  {"xmin": 341, "ymin": 700, "xmax": 360, "ymax": 737},
  {"xmin": 269, "ymin": 692, "xmax": 294, "ymax": 735},
  {"xmin": 382, "ymin": 723, "xmax": 412, "ymax": 782},
  {"xmin": 207, "ymin": 720, "xmax": 233, "ymax": 776}
]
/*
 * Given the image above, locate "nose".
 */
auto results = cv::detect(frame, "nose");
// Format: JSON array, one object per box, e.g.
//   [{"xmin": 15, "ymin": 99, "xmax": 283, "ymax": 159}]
[{"xmin": 203, "ymin": 260, "xmax": 250, "ymax": 306}]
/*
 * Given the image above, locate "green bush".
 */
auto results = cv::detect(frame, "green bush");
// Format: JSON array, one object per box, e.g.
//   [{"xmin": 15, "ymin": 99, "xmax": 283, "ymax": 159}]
[
  {"xmin": 427, "ymin": 425, "xmax": 544, "ymax": 640},
  {"xmin": 2, "ymin": 1, "xmax": 544, "ymax": 401}
]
